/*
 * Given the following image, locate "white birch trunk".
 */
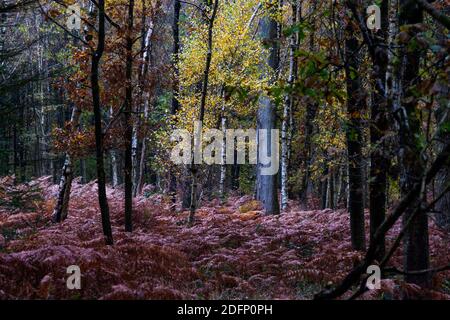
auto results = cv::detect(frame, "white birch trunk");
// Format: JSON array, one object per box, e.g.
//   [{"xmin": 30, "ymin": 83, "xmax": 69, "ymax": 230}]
[
  {"xmin": 134, "ymin": 23, "xmax": 153, "ymax": 196},
  {"xmin": 109, "ymin": 107, "xmax": 119, "ymax": 188},
  {"xmin": 281, "ymin": 1, "xmax": 299, "ymax": 211},
  {"xmin": 386, "ymin": 0, "xmax": 400, "ymax": 113},
  {"xmin": 219, "ymin": 102, "xmax": 227, "ymax": 197},
  {"xmin": 52, "ymin": 105, "xmax": 81, "ymax": 222}
]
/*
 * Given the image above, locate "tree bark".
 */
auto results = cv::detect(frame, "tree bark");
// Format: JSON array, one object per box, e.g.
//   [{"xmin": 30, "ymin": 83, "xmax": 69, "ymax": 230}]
[
  {"xmin": 399, "ymin": 0, "xmax": 430, "ymax": 288},
  {"xmin": 369, "ymin": 0, "xmax": 389, "ymax": 260},
  {"xmin": 123, "ymin": 0, "xmax": 135, "ymax": 232},
  {"xmin": 281, "ymin": 0, "xmax": 299, "ymax": 211},
  {"xmin": 344, "ymin": 15, "xmax": 366, "ymax": 251},
  {"xmin": 169, "ymin": 0, "xmax": 181, "ymax": 201},
  {"xmin": 256, "ymin": 1, "xmax": 280, "ymax": 215},
  {"xmin": 110, "ymin": 106, "xmax": 119, "ymax": 188},
  {"xmin": 91, "ymin": 0, "xmax": 113, "ymax": 245},
  {"xmin": 135, "ymin": 9, "xmax": 153, "ymax": 196},
  {"xmin": 219, "ymin": 92, "xmax": 227, "ymax": 198}
]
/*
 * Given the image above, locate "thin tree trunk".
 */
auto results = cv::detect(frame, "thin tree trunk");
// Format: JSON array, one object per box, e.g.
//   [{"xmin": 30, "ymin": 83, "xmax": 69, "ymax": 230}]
[
  {"xmin": 231, "ymin": 147, "xmax": 240, "ymax": 190},
  {"xmin": 134, "ymin": 10, "xmax": 153, "ymax": 196},
  {"xmin": 188, "ymin": 0, "xmax": 219, "ymax": 225},
  {"xmin": 169, "ymin": 0, "xmax": 181, "ymax": 201},
  {"xmin": 299, "ymin": 4, "xmax": 317, "ymax": 207},
  {"xmin": 91, "ymin": 0, "xmax": 113, "ymax": 245},
  {"xmin": 219, "ymin": 94, "xmax": 227, "ymax": 198},
  {"xmin": 136, "ymin": 95, "xmax": 150, "ymax": 195},
  {"xmin": 123, "ymin": 0, "xmax": 135, "ymax": 232},
  {"xmin": 281, "ymin": 0, "xmax": 299, "ymax": 211}
]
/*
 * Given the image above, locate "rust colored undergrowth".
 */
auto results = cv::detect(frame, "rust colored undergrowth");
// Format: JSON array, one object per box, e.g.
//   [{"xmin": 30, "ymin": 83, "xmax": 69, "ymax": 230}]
[{"xmin": 0, "ymin": 177, "xmax": 449, "ymax": 300}]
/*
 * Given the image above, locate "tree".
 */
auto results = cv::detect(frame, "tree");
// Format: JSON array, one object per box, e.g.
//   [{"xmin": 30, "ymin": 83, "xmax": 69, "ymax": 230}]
[
  {"xmin": 123, "ymin": 0, "xmax": 135, "ymax": 232},
  {"xmin": 256, "ymin": 1, "xmax": 280, "ymax": 215},
  {"xmin": 133, "ymin": 0, "xmax": 155, "ymax": 197},
  {"xmin": 281, "ymin": 0, "xmax": 300, "ymax": 211},
  {"xmin": 91, "ymin": 0, "xmax": 114, "ymax": 245},
  {"xmin": 168, "ymin": 0, "xmax": 181, "ymax": 201},
  {"xmin": 52, "ymin": 1, "xmax": 95, "ymax": 223},
  {"xmin": 398, "ymin": 0, "xmax": 429, "ymax": 287},
  {"xmin": 188, "ymin": 0, "xmax": 219, "ymax": 225},
  {"xmin": 368, "ymin": 0, "xmax": 389, "ymax": 260},
  {"xmin": 344, "ymin": 13, "xmax": 365, "ymax": 251}
]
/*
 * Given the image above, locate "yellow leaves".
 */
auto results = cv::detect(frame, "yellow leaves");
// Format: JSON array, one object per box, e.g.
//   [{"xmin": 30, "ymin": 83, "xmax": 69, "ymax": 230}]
[
  {"xmin": 262, "ymin": 0, "xmax": 286, "ymax": 23},
  {"xmin": 177, "ymin": 0, "xmax": 266, "ymax": 128}
]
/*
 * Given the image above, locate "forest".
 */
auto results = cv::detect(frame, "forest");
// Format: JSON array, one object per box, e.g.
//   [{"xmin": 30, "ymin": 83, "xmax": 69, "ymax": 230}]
[{"xmin": 0, "ymin": 0, "xmax": 449, "ymax": 301}]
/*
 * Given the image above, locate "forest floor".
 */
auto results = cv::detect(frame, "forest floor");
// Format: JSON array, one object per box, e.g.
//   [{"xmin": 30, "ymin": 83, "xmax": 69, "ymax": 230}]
[{"xmin": 0, "ymin": 176, "xmax": 450, "ymax": 300}]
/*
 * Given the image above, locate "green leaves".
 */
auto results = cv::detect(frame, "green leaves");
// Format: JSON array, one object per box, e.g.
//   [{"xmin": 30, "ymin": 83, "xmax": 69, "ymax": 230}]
[{"xmin": 282, "ymin": 21, "xmax": 310, "ymax": 41}]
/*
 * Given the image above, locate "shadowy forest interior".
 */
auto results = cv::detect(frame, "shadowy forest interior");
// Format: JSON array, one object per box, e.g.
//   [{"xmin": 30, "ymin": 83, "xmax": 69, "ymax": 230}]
[{"xmin": 0, "ymin": 0, "xmax": 449, "ymax": 300}]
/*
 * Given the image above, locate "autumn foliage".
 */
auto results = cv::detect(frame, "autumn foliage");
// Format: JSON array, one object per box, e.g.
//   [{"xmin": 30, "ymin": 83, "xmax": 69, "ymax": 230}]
[{"xmin": 0, "ymin": 177, "xmax": 449, "ymax": 300}]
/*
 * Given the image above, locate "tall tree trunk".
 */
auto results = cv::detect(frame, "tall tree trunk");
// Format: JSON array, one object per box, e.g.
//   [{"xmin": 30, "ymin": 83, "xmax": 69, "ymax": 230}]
[
  {"xmin": 281, "ymin": 0, "xmax": 299, "ymax": 211},
  {"xmin": 399, "ymin": 0, "xmax": 430, "ymax": 287},
  {"xmin": 345, "ymin": 15, "xmax": 366, "ymax": 251},
  {"xmin": 299, "ymin": 3, "xmax": 317, "ymax": 207},
  {"xmin": 169, "ymin": 0, "xmax": 181, "ymax": 201},
  {"xmin": 91, "ymin": 0, "xmax": 113, "ymax": 245},
  {"xmin": 123, "ymin": 0, "xmax": 135, "ymax": 232},
  {"xmin": 134, "ymin": 8, "xmax": 153, "ymax": 197},
  {"xmin": 256, "ymin": 1, "xmax": 280, "ymax": 215},
  {"xmin": 171, "ymin": 0, "xmax": 181, "ymax": 116},
  {"xmin": 188, "ymin": 0, "xmax": 219, "ymax": 225},
  {"xmin": 369, "ymin": 0, "xmax": 389, "ymax": 260}
]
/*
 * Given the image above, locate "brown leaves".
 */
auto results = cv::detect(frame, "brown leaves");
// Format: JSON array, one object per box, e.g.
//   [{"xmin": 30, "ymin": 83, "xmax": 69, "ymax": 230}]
[
  {"xmin": 0, "ymin": 178, "xmax": 449, "ymax": 299},
  {"xmin": 52, "ymin": 124, "xmax": 95, "ymax": 157},
  {"xmin": 238, "ymin": 200, "xmax": 262, "ymax": 213}
]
